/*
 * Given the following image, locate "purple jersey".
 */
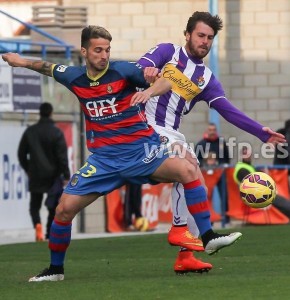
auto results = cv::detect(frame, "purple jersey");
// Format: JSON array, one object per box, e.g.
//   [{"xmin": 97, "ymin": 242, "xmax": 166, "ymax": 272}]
[
  {"xmin": 52, "ymin": 61, "xmax": 156, "ymax": 155},
  {"xmin": 138, "ymin": 43, "xmax": 270, "ymax": 142}
]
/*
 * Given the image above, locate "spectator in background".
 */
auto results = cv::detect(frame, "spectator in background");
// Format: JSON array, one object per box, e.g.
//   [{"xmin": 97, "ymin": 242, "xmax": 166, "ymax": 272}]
[
  {"xmin": 273, "ymin": 119, "xmax": 290, "ymax": 175},
  {"xmin": 195, "ymin": 123, "xmax": 230, "ymax": 167},
  {"xmin": 202, "ymin": 151, "xmax": 219, "ymax": 175},
  {"xmin": 234, "ymin": 146, "xmax": 290, "ymax": 218},
  {"xmin": 18, "ymin": 102, "xmax": 71, "ymax": 241},
  {"xmin": 195, "ymin": 123, "xmax": 230, "ymax": 221},
  {"xmin": 124, "ymin": 183, "xmax": 148, "ymax": 231}
]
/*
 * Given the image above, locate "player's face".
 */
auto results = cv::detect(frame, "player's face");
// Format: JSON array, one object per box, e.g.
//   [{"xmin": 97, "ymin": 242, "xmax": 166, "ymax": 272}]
[
  {"xmin": 81, "ymin": 38, "xmax": 111, "ymax": 74},
  {"xmin": 185, "ymin": 22, "xmax": 215, "ymax": 59},
  {"xmin": 207, "ymin": 125, "xmax": 217, "ymax": 138}
]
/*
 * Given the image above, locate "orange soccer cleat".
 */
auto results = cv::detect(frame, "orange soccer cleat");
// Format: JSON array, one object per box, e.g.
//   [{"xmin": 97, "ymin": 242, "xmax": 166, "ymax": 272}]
[
  {"xmin": 35, "ymin": 223, "xmax": 44, "ymax": 242},
  {"xmin": 174, "ymin": 251, "xmax": 212, "ymax": 274},
  {"xmin": 168, "ymin": 225, "xmax": 204, "ymax": 251}
]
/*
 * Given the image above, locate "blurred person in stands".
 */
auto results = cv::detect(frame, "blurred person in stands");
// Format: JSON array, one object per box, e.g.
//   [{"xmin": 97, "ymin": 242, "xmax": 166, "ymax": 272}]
[
  {"xmin": 195, "ymin": 123, "xmax": 230, "ymax": 167},
  {"xmin": 196, "ymin": 123, "xmax": 230, "ymax": 221},
  {"xmin": 124, "ymin": 183, "xmax": 148, "ymax": 231},
  {"xmin": 18, "ymin": 102, "xmax": 70, "ymax": 241},
  {"xmin": 273, "ymin": 119, "xmax": 290, "ymax": 175},
  {"xmin": 234, "ymin": 146, "xmax": 290, "ymax": 218},
  {"xmin": 202, "ymin": 152, "xmax": 219, "ymax": 175}
]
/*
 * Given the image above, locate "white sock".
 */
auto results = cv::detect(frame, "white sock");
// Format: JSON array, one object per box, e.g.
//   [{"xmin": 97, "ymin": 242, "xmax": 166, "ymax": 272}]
[
  {"xmin": 171, "ymin": 182, "xmax": 200, "ymax": 236},
  {"xmin": 171, "ymin": 182, "xmax": 188, "ymax": 225},
  {"xmin": 187, "ymin": 214, "xmax": 200, "ymax": 237}
]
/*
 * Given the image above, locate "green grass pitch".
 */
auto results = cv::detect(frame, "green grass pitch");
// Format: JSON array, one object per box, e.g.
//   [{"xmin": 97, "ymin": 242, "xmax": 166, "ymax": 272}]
[{"xmin": 1, "ymin": 225, "xmax": 290, "ymax": 300}]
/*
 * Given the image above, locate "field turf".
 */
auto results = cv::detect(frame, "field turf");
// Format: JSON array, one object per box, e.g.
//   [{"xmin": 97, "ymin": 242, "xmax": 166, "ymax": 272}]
[{"xmin": 1, "ymin": 225, "xmax": 290, "ymax": 300}]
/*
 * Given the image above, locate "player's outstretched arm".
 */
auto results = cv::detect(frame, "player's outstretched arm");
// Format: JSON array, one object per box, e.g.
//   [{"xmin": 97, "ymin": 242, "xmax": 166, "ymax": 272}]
[
  {"xmin": 130, "ymin": 77, "xmax": 172, "ymax": 106},
  {"xmin": 210, "ymin": 97, "xmax": 286, "ymax": 146},
  {"xmin": 262, "ymin": 127, "xmax": 286, "ymax": 147},
  {"xmin": 2, "ymin": 53, "xmax": 53, "ymax": 77}
]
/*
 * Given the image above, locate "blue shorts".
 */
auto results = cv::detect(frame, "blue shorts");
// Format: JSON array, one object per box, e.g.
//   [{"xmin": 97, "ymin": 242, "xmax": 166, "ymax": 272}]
[{"xmin": 64, "ymin": 140, "xmax": 170, "ymax": 196}]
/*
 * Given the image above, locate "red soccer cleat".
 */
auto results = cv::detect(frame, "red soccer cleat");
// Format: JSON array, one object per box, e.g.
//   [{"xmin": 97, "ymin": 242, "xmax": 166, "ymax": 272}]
[
  {"xmin": 174, "ymin": 251, "xmax": 212, "ymax": 274},
  {"xmin": 168, "ymin": 225, "xmax": 204, "ymax": 251}
]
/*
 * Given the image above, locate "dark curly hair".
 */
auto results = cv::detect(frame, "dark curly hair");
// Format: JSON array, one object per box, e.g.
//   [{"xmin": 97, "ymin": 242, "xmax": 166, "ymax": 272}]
[{"xmin": 184, "ymin": 11, "xmax": 223, "ymax": 36}]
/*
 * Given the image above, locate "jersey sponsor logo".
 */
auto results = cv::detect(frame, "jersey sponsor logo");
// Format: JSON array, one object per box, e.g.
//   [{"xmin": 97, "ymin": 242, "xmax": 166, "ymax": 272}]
[
  {"xmin": 142, "ymin": 146, "xmax": 163, "ymax": 163},
  {"xmin": 90, "ymin": 81, "xmax": 100, "ymax": 87},
  {"xmin": 129, "ymin": 61, "xmax": 143, "ymax": 70},
  {"xmin": 86, "ymin": 97, "xmax": 118, "ymax": 117},
  {"xmin": 162, "ymin": 63, "xmax": 202, "ymax": 102},
  {"xmin": 135, "ymin": 63, "xmax": 143, "ymax": 69},
  {"xmin": 136, "ymin": 87, "xmax": 145, "ymax": 92},
  {"xmin": 56, "ymin": 65, "xmax": 68, "ymax": 72}
]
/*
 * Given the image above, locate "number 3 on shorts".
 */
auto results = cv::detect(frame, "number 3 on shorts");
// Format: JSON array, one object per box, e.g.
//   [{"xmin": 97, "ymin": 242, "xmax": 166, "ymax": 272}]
[{"xmin": 76, "ymin": 162, "xmax": 97, "ymax": 178}]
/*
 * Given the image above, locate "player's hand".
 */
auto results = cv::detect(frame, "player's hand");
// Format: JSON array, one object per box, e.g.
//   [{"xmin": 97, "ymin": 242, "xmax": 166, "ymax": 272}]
[
  {"xmin": 263, "ymin": 127, "xmax": 286, "ymax": 147},
  {"xmin": 144, "ymin": 67, "xmax": 161, "ymax": 83},
  {"xmin": 130, "ymin": 91, "xmax": 152, "ymax": 106},
  {"xmin": 2, "ymin": 52, "xmax": 25, "ymax": 67}
]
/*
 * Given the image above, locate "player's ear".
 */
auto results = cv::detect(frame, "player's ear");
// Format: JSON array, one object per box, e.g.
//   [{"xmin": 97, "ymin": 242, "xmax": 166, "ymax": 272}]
[
  {"xmin": 80, "ymin": 47, "xmax": 87, "ymax": 58},
  {"xmin": 185, "ymin": 32, "xmax": 190, "ymax": 42}
]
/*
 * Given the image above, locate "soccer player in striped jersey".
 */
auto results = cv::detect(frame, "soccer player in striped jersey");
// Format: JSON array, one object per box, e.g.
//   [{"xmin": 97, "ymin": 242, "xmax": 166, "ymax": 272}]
[
  {"xmin": 2, "ymin": 25, "xmax": 282, "ymax": 282},
  {"xmin": 134, "ymin": 11, "xmax": 286, "ymax": 274}
]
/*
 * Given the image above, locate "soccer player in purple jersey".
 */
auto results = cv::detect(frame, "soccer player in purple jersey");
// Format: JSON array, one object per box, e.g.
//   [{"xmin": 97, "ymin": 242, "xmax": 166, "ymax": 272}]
[
  {"xmin": 2, "ymin": 25, "xmax": 283, "ymax": 282},
  {"xmin": 132, "ymin": 11, "xmax": 286, "ymax": 274}
]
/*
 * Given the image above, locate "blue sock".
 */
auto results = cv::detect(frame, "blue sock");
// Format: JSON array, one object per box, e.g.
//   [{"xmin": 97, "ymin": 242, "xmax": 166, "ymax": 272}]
[
  {"xmin": 49, "ymin": 219, "xmax": 72, "ymax": 266},
  {"xmin": 183, "ymin": 179, "xmax": 211, "ymax": 236}
]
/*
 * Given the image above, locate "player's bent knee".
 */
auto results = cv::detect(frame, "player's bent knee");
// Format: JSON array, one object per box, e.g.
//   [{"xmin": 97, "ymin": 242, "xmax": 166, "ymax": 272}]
[
  {"xmin": 55, "ymin": 203, "xmax": 75, "ymax": 223},
  {"xmin": 176, "ymin": 162, "xmax": 198, "ymax": 183}
]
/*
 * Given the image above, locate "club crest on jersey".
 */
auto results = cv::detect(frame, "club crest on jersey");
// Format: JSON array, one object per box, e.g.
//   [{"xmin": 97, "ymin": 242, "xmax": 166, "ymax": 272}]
[
  {"xmin": 160, "ymin": 135, "xmax": 169, "ymax": 144},
  {"xmin": 197, "ymin": 76, "xmax": 205, "ymax": 87},
  {"xmin": 70, "ymin": 175, "xmax": 79, "ymax": 187},
  {"xmin": 107, "ymin": 85, "xmax": 113, "ymax": 93},
  {"xmin": 56, "ymin": 65, "xmax": 68, "ymax": 72}
]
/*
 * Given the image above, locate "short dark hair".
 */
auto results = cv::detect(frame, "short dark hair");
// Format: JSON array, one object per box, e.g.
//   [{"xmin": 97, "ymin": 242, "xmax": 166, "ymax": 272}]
[
  {"xmin": 81, "ymin": 26, "xmax": 112, "ymax": 49},
  {"xmin": 39, "ymin": 102, "xmax": 53, "ymax": 117},
  {"xmin": 184, "ymin": 11, "xmax": 223, "ymax": 36}
]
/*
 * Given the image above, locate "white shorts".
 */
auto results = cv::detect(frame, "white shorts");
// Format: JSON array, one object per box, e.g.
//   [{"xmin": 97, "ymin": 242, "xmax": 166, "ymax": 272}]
[{"xmin": 152, "ymin": 124, "xmax": 198, "ymax": 162}]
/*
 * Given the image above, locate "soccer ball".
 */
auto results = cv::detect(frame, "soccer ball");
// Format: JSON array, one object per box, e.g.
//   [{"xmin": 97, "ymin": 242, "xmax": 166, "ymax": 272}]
[
  {"xmin": 239, "ymin": 172, "xmax": 276, "ymax": 208},
  {"xmin": 134, "ymin": 217, "xmax": 149, "ymax": 232}
]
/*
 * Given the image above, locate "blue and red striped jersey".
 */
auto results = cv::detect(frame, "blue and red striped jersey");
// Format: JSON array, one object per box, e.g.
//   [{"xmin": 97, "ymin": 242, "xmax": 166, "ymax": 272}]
[{"xmin": 52, "ymin": 61, "xmax": 157, "ymax": 155}]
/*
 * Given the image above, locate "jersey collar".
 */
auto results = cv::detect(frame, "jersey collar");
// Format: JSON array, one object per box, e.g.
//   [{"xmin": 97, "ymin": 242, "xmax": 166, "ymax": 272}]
[
  {"xmin": 182, "ymin": 47, "xmax": 204, "ymax": 66},
  {"xmin": 87, "ymin": 63, "xmax": 109, "ymax": 81}
]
